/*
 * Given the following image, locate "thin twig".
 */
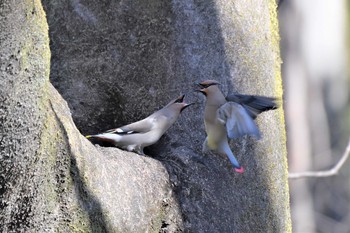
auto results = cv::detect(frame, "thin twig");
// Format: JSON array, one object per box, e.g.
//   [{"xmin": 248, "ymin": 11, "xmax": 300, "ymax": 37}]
[{"xmin": 288, "ymin": 139, "xmax": 350, "ymax": 179}]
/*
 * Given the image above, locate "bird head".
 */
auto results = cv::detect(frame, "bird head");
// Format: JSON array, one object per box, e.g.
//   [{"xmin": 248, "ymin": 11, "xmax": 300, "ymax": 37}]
[
  {"xmin": 166, "ymin": 94, "xmax": 194, "ymax": 113},
  {"xmin": 193, "ymin": 80, "xmax": 221, "ymax": 96}
]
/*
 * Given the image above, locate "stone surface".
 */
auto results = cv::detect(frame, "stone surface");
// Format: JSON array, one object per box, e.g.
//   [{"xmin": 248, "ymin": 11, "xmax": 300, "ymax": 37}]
[
  {"xmin": 0, "ymin": 0, "xmax": 291, "ymax": 232},
  {"xmin": 43, "ymin": 0, "xmax": 291, "ymax": 231},
  {"xmin": 0, "ymin": 0, "xmax": 182, "ymax": 232}
]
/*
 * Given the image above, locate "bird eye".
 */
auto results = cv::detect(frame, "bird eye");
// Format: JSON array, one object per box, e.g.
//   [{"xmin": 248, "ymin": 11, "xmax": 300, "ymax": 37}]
[{"xmin": 174, "ymin": 99, "xmax": 182, "ymax": 103}]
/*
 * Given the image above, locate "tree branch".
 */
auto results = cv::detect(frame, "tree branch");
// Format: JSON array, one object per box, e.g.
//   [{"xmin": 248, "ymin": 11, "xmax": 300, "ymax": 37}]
[{"xmin": 288, "ymin": 139, "xmax": 350, "ymax": 179}]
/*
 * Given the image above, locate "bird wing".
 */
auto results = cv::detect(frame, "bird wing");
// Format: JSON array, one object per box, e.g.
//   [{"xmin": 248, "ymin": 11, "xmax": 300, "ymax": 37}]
[
  {"xmin": 103, "ymin": 117, "xmax": 154, "ymax": 134},
  {"xmin": 225, "ymin": 94, "xmax": 278, "ymax": 119},
  {"xmin": 217, "ymin": 102, "xmax": 260, "ymax": 139}
]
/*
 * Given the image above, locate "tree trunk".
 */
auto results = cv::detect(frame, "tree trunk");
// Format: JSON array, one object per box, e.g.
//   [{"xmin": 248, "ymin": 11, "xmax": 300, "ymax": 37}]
[{"xmin": 1, "ymin": 0, "xmax": 291, "ymax": 232}]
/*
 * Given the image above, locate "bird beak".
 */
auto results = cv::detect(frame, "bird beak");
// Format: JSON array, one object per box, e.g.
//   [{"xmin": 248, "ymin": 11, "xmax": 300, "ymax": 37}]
[
  {"xmin": 192, "ymin": 83, "xmax": 206, "ymax": 94},
  {"xmin": 180, "ymin": 102, "xmax": 194, "ymax": 112},
  {"xmin": 192, "ymin": 82, "xmax": 202, "ymax": 89},
  {"xmin": 171, "ymin": 94, "xmax": 186, "ymax": 104},
  {"xmin": 178, "ymin": 95, "xmax": 194, "ymax": 112},
  {"xmin": 184, "ymin": 102, "xmax": 195, "ymax": 108},
  {"xmin": 194, "ymin": 89, "xmax": 204, "ymax": 93},
  {"xmin": 177, "ymin": 94, "xmax": 185, "ymax": 103},
  {"xmin": 194, "ymin": 89, "xmax": 206, "ymax": 95}
]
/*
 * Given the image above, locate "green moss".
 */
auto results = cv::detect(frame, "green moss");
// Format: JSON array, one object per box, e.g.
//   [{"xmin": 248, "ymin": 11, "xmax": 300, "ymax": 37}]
[
  {"xmin": 25, "ymin": 0, "xmax": 51, "ymax": 79},
  {"xmin": 38, "ymin": 94, "xmax": 93, "ymax": 232},
  {"xmin": 68, "ymin": 212, "xmax": 92, "ymax": 233},
  {"xmin": 149, "ymin": 206, "xmax": 166, "ymax": 233},
  {"xmin": 268, "ymin": 0, "xmax": 287, "ymax": 159},
  {"xmin": 33, "ymin": 1, "xmax": 92, "ymax": 230},
  {"xmin": 38, "ymin": 111, "xmax": 60, "ymax": 202},
  {"xmin": 268, "ymin": 0, "xmax": 292, "ymax": 232}
]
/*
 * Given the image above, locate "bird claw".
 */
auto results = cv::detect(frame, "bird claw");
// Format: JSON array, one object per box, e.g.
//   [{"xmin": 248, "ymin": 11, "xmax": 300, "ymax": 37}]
[{"xmin": 234, "ymin": 166, "xmax": 245, "ymax": 173}]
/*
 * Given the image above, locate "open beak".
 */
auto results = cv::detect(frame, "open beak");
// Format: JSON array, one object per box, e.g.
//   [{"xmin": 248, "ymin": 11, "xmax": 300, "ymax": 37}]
[
  {"xmin": 180, "ymin": 102, "xmax": 194, "ymax": 112},
  {"xmin": 183, "ymin": 102, "xmax": 194, "ymax": 108},
  {"xmin": 179, "ymin": 95, "xmax": 195, "ymax": 112},
  {"xmin": 192, "ymin": 82, "xmax": 201, "ymax": 90},
  {"xmin": 176, "ymin": 94, "xmax": 185, "ymax": 103},
  {"xmin": 192, "ymin": 83, "xmax": 206, "ymax": 95}
]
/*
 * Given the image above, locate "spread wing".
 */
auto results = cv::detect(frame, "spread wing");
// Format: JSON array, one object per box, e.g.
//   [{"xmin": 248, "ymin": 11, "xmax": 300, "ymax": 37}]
[
  {"xmin": 217, "ymin": 102, "xmax": 260, "ymax": 139},
  {"xmin": 103, "ymin": 117, "xmax": 154, "ymax": 134},
  {"xmin": 225, "ymin": 94, "xmax": 278, "ymax": 119}
]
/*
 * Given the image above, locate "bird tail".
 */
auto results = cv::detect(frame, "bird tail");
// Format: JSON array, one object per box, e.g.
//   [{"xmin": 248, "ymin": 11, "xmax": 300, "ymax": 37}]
[
  {"xmin": 221, "ymin": 142, "xmax": 244, "ymax": 173},
  {"xmin": 85, "ymin": 134, "xmax": 112, "ymax": 141},
  {"xmin": 85, "ymin": 134, "xmax": 120, "ymax": 144},
  {"xmin": 242, "ymin": 96, "xmax": 279, "ymax": 119},
  {"xmin": 86, "ymin": 134, "xmax": 103, "ymax": 139},
  {"xmin": 226, "ymin": 94, "xmax": 279, "ymax": 119}
]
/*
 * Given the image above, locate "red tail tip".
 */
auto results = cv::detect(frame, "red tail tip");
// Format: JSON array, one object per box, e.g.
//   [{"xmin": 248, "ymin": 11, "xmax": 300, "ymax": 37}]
[{"xmin": 234, "ymin": 167, "xmax": 245, "ymax": 173}]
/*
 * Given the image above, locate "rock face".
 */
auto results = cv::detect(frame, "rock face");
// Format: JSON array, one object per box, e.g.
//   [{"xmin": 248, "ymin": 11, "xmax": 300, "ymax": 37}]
[
  {"xmin": 1, "ymin": 0, "xmax": 291, "ymax": 232},
  {"xmin": 1, "ymin": 1, "xmax": 181, "ymax": 232}
]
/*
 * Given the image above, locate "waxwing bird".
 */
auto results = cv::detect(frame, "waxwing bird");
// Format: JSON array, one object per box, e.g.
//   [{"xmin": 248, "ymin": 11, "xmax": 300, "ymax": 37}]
[
  {"xmin": 194, "ymin": 80, "xmax": 278, "ymax": 173},
  {"xmin": 86, "ymin": 95, "xmax": 193, "ymax": 155}
]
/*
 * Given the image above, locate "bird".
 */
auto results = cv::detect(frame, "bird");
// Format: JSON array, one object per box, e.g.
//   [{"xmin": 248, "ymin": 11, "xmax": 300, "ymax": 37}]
[
  {"xmin": 194, "ymin": 80, "xmax": 278, "ymax": 173},
  {"xmin": 86, "ymin": 94, "xmax": 193, "ymax": 155}
]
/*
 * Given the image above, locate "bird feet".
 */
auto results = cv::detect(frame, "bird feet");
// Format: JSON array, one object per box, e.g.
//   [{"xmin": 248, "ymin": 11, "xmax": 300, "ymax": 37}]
[{"xmin": 234, "ymin": 166, "xmax": 245, "ymax": 173}]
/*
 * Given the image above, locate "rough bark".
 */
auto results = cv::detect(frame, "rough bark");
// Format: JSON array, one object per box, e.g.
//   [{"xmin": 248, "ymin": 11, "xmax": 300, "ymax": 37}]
[{"xmin": 1, "ymin": 0, "xmax": 291, "ymax": 232}]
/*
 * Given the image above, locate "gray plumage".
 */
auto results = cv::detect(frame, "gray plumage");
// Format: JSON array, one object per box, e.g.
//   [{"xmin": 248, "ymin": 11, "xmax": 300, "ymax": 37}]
[
  {"xmin": 86, "ymin": 95, "xmax": 192, "ymax": 155},
  {"xmin": 195, "ymin": 80, "xmax": 278, "ymax": 173}
]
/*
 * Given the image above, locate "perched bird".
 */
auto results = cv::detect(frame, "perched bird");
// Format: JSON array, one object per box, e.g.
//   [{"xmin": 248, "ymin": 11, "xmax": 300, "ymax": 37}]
[
  {"xmin": 86, "ymin": 95, "xmax": 193, "ymax": 155},
  {"xmin": 194, "ymin": 80, "xmax": 278, "ymax": 173}
]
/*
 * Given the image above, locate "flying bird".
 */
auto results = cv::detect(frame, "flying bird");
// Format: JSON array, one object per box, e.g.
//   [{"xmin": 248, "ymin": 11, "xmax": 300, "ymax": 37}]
[
  {"xmin": 194, "ymin": 80, "xmax": 278, "ymax": 173},
  {"xmin": 86, "ymin": 94, "xmax": 193, "ymax": 155}
]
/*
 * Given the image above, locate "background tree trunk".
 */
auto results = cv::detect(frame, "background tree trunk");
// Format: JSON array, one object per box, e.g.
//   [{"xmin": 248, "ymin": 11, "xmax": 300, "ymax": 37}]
[
  {"xmin": 279, "ymin": 0, "xmax": 350, "ymax": 232},
  {"xmin": 1, "ymin": 0, "xmax": 291, "ymax": 232}
]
